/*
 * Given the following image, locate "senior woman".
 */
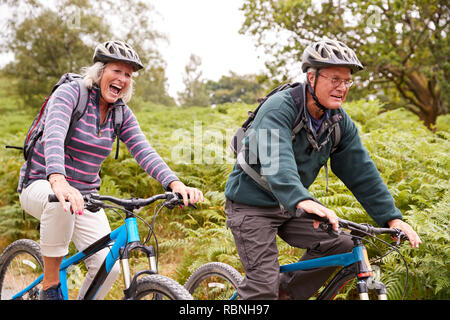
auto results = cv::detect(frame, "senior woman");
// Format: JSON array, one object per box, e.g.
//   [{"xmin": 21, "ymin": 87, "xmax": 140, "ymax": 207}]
[{"xmin": 18, "ymin": 40, "xmax": 203, "ymax": 300}]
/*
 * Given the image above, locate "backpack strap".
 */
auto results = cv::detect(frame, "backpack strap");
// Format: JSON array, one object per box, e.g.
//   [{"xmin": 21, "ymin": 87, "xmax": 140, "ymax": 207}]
[
  {"xmin": 289, "ymin": 83, "xmax": 308, "ymax": 140},
  {"xmin": 64, "ymin": 79, "xmax": 90, "ymax": 148},
  {"xmin": 112, "ymin": 104, "xmax": 124, "ymax": 159},
  {"xmin": 236, "ymin": 149, "xmax": 271, "ymax": 192},
  {"xmin": 330, "ymin": 112, "xmax": 343, "ymax": 153}
]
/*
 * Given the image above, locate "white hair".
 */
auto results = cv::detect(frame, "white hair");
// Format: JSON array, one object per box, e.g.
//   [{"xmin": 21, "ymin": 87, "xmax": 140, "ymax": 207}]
[
  {"xmin": 306, "ymin": 67, "xmax": 317, "ymax": 75},
  {"xmin": 81, "ymin": 62, "xmax": 134, "ymax": 103}
]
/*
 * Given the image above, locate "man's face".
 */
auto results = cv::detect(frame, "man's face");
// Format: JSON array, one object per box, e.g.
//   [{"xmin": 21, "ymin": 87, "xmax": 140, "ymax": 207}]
[{"xmin": 307, "ymin": 66, "xmax": 352, "ymax": 109}]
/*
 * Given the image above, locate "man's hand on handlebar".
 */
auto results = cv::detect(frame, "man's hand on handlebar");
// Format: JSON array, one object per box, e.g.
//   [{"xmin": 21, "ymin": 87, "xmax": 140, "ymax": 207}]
[
  {"xmin": 388, "ymin": 219, "xmax": 422, "ymax": 248},
  {"xmin": 296, "ymin": 200, "xmax": 339, "ymax": 232}
]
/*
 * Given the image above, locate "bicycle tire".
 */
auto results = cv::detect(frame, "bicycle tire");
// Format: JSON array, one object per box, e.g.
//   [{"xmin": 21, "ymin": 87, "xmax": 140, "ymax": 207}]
[
  {"xmin": 0, "ymin": 239, "xmax": 44, "ymax": 300},
  {"xmin": 132, "ymin": 274, "xmax": 193, "ymax": 300},
  {"xmin": 184, "ymin": 262, "xmax": 243, "ymax": 300}
]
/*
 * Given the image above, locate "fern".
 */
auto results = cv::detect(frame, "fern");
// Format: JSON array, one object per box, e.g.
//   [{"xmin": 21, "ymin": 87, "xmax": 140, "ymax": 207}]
[{"xmin": 0, "ymin": 97, "xmax": 448, "ymax": 299}]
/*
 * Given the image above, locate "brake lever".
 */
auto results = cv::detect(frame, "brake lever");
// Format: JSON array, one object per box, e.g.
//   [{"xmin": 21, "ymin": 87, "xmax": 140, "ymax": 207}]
[
  {"xmin": 164, "ymin": 200, "xmax": 197, "ymax": 210},
  {"xmin": 319, "ymin": 222, "xmax": 340, "ymax": 238},
  {"xmin": 187, "ymin": 203, "xmax": 198, "ymax": 209},
  {"xmin": 394, "ymin": 229, "xmax": 408, "ymax": 247},
  {"xmin": 167, "ymin": 192, "xmax": 198, "ymax": 209},
  {"xmin": 83, "ymin": 194, "xmax": 102, "ymax": 212}
]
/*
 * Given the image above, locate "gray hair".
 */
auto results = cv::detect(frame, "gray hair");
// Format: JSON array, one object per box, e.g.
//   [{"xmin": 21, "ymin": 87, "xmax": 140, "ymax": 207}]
[
  {"xmin": 306, "ymin": 67, "xmax": 317, "ymax": 75},
  {"xmin": 81, "ymin": 62, "xmax": 134, "ymax": 103}
]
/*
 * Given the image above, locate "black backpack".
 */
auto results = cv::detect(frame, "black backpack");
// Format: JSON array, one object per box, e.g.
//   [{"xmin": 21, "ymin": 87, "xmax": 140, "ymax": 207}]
[
  {"xmin": 230, "ymin": 82, "xmax": 343, "ymax": 193},
  {"xmin": 6, "ymin": 73, "xmax": 123, "ymax": 189}
]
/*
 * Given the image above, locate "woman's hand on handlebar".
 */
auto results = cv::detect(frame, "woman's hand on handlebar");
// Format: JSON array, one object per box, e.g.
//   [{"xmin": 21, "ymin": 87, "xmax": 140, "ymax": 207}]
[
  {"xmin": 48, "ymin": 173, "xmax": 84, "ymax": 215},
  {"xmin": 296, "ymin": 200, "xmax": 339, "ymax": 232},
  {"xmin": 168, "ymin": 180, "xmax": 204, "ymax": 207}
]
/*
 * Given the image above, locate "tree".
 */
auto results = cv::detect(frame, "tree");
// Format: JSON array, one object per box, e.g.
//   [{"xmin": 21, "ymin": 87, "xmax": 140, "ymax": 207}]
[
  {"xmin": 133, "ymin": 66, "xmax": 176, "ymax": 107},
  {"xmin": 205, "ymin": 72, "xmax": 266, "ymax": 105},
  {"xmin": 178, "ymin": 54, "xmax": 209, "ymax": 107},
  {"xmin": 240, "ymin": 0, "xmax": 449, "ymax": 129},
  {"xmin": 0, "ymin": 0, "xmax": 174, "ymax": 106}
]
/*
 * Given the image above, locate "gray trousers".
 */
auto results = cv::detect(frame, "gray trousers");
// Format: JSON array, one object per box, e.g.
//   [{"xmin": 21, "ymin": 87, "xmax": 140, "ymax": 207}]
[{"xmin": 225, "ymin": 199, "xmax": 353, "ymax": 300}]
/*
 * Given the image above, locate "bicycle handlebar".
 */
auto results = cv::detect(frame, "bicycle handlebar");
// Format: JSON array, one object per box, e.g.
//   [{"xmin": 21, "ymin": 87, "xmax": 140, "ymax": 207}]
[
  {"xmin": 299, "ymin": 211, "xmax": 407, "ymax": 242},
  {"xmin": 48, "ymin": 192, "xmax": 196, "ymax": 212}
]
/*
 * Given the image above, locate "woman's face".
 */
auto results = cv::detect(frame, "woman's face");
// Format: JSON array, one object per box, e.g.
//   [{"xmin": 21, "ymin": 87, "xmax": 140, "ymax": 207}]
[{"xmin": 99, "ymin": 61, "xmax": 133, "ymax": 105}]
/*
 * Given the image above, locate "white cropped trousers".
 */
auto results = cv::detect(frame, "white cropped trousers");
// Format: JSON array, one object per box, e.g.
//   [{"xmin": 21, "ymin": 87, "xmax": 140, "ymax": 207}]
[{"xmin": 19, "ymin": 180, "xmax": 120, "ymax": 300}]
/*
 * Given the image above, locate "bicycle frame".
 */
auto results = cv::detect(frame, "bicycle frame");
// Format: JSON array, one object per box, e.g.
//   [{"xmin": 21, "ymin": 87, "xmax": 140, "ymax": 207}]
[
  {"xmin": 11, "ymin": 215, "xmax": 154, "ymax": 300},
  {"xmin": 279, "ymin": 243, "xmax": 369, "ymax": 274},
  {"xmin": 229, "ymin": 238, "xmax": 385, "ymax": 300},
  {"xmin": 280, "ymin": 239, "xmax": 380, "ymax": 300}
]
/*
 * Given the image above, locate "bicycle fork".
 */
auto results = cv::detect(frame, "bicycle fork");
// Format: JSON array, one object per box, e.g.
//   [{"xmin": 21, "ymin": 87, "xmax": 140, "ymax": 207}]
[
  {"xmin": 355, "ymin": 243, "xmax": 387, "ymax": 300},
  {"xmin": 120, "ymin": 242, "xmax": 158, "ymax": 298}
]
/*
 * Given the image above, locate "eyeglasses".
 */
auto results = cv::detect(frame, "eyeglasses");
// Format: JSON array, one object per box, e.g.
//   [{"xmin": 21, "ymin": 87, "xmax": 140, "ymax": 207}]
[{"xmin": 318, "ymin": 74, "xmax": 354, "ymax": 88}]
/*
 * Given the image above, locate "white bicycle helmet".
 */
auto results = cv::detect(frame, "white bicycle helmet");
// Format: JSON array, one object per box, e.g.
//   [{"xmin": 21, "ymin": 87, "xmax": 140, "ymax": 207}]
[
  {"xmin": 301, "ymin": 39, "xmax": 363, "ymax": 73},
  {"xmin": 93, "ymin": 40, "xmax": 144, "ymax": 71}
]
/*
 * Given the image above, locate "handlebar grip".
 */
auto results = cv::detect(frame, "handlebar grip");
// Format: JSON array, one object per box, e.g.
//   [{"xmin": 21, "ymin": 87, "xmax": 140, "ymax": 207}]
[
  {"xmin": 296, "ymin": 209, "xmax": 330, "ymax": 223},
  {"xmin": 48, "ymin": 194, "xmax": 59, "ymax": 202},
  {"xmin": 173, "ymin": 192, "xmax": 197, "ymax": 208}
]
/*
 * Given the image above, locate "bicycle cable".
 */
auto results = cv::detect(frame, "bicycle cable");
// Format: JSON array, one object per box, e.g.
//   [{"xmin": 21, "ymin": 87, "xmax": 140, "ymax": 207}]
[
  {"xmin": 339, "ymin": 231, "xmax": 384, "ymax": 262},
  {"xmin": 99, "ymin": 205, "xmax": 129, "ymax": 260},
  {"xmin": 138, "ymin": 201, "xmax": 166, "ymax": 270}
]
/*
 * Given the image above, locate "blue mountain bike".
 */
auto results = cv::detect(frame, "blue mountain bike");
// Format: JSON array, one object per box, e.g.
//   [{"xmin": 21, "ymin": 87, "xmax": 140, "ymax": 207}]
[
  {"xmin": 184, "ymin": 213, "xmax": 409, "ymax": 300},
  {"xmin": 0, "ymin": 192, "xmax": 194, "ymax": 300}
]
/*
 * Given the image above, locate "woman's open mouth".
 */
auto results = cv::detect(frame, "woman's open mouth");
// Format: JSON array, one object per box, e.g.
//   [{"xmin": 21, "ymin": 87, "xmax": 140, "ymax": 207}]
[{"xmin": 109, "ymin": 84, "xmax": 122, "ymax": 97}]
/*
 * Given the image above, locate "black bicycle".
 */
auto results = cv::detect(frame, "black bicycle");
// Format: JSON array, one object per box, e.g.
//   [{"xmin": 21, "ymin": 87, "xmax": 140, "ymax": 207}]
[
  {"xmin": 185, "ymin": 213, "xmax": 409, "ymax": 300},
  {"xmin": 0, "ymin": 192, "xmax": 195, "ymax": 300}
]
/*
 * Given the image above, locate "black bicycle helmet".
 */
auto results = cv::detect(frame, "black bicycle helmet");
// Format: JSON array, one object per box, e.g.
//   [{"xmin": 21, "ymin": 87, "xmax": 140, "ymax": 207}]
[
  {"xmin": 301, "ymin": 39, "xmax": 363, "ymax": 74},
  {"xmin": 93, "ymin": 40, "xmax": 144, "ymax": 72}
]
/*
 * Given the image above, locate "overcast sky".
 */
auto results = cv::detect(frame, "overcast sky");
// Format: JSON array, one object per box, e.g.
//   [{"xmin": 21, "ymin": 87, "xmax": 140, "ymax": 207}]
[{"xmin": 151, "ymin": 0, "xmax": 268, "ymax": 97}]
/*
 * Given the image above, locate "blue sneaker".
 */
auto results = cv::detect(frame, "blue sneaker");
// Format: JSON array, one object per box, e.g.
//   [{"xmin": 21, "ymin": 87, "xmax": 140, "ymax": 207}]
[{"xmin": 40, "ymin": 283, "xmax": 64, "ymax": 300}]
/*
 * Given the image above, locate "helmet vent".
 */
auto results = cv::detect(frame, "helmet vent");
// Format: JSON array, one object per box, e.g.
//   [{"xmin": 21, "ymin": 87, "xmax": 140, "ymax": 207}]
[{"xmin": 333, "ymin": 49, "xmax": 343, "ymax": 60}]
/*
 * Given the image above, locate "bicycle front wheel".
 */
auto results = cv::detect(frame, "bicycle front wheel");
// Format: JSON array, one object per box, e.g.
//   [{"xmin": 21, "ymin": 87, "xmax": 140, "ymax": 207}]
[
  {"xmin": 184, "ymin": 262, "xmax": 243, "ymax": 300},
  {"xmin": 132, "ymin": 274, "xmax": 193, "ymax": 300},
  {"xmin": 0, "ymin": 239, "xmax": 44, "ymax": 300}
]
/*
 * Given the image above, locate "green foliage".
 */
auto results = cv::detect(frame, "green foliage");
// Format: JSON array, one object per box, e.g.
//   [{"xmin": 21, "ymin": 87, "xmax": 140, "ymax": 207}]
[{"xmin": 0, "ymin": 85, "xmax": 448, "ymax": 299}]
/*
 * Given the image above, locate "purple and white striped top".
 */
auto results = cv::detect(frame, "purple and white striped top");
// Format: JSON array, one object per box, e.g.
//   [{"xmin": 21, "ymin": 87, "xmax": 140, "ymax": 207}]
[{"xmin": 18, "ymin": 81, "xmax": 179, "ymax": 194}]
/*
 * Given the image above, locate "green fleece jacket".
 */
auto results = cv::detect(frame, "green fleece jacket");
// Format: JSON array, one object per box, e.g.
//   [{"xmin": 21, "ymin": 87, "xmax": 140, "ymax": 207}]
[{"xmin": 224, "ymin": 86, "xmax": 402, "ymax": 227}]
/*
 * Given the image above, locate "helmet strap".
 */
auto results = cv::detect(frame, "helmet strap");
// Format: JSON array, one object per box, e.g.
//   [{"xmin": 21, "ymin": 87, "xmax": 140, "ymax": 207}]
[{"xmin": 306, "ymin": 69, "xmax": 328, "ymax": 113}]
